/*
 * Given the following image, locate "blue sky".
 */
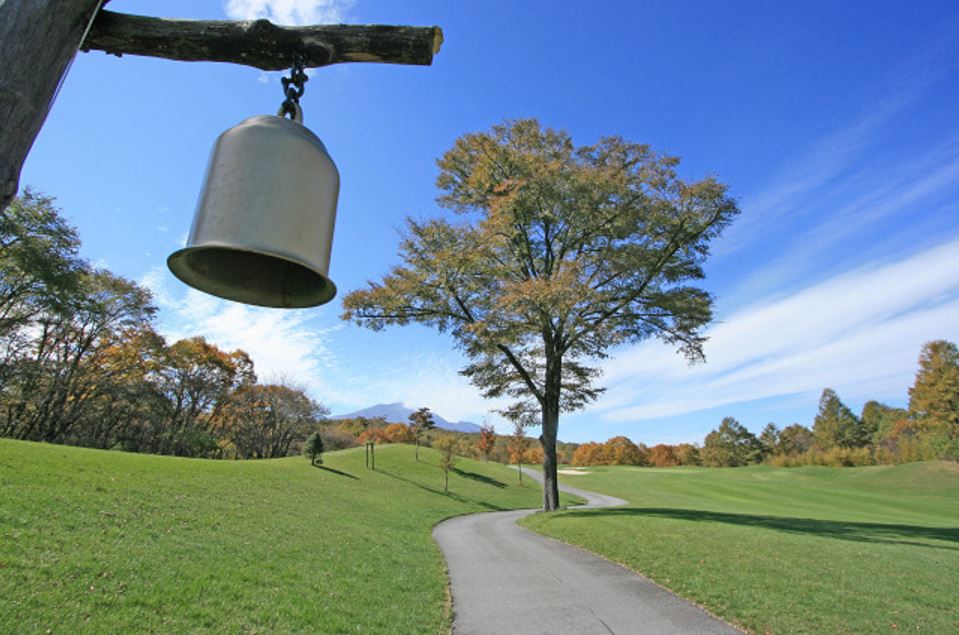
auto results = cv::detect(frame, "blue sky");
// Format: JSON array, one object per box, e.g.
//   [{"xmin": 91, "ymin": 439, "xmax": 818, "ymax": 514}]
[{"xmin": 19, "ymin": 0, "xmax": 959, "ymax": 444}]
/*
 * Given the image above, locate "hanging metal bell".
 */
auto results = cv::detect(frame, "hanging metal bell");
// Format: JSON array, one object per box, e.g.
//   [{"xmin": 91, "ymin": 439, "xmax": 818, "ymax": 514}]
[{"xmin": 168, "ymin": 111, "xmax": 339, "ymax": 308}]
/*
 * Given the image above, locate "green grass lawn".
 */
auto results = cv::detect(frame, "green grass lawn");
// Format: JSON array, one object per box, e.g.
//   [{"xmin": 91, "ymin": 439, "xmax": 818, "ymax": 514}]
[
  {"xmin": 523, "ymin": 462, "xmax": 959, "ymax": 634},
  {"xmin": 0, "ymin": 439, "xmax": 569, "ymax": 634}
]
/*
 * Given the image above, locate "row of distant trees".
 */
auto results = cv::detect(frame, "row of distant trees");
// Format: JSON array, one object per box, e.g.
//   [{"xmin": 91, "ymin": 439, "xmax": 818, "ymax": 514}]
[
  {"xmin": 570, "ymin": 339, "xmax": 959, "ymax": 468},
  {"xmin": 1, "ymin": 190, "xmax": 329, "ymax": 458}
]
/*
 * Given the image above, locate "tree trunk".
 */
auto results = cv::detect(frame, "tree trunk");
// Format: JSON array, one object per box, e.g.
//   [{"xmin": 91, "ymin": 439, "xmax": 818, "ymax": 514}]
[
  {"xmin": 0, "ymin": 0, "xmax": 105, "ymax": 211},
  {"xmin": 540, "ymin": 414, "xmax": 560, "ymax": 511},
  {"xmin": 539, "ymin": 352, "xmax": 562, "ymax": 511}
]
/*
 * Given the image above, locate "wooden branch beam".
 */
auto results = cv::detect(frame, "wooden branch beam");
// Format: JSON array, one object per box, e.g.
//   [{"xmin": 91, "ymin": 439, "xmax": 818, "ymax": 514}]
[{"xmin": 82, "ymin": 10, "xmax": 444, "ymax": 70}]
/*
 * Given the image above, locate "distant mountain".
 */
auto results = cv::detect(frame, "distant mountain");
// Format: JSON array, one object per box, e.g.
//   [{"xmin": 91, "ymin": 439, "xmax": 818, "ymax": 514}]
[{"xmin": 330, "ymin": 402, "xmax": 482, "ymax": 434}]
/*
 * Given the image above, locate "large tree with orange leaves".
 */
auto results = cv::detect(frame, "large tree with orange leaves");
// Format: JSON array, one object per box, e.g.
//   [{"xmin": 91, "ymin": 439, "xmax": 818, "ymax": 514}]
[{"xmin": 343, "ymin": 119, "xmax": 738, "ymax": 510}]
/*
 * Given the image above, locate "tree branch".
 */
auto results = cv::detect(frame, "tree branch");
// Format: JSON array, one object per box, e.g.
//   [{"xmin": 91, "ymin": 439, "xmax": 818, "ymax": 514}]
[
  {"xmin": 496, "ymin": 344, "xmax": 545, "ymax": 404},
  {"xmin": 82, "ymin": 10, "xmax": 444, "ymax": 70}
]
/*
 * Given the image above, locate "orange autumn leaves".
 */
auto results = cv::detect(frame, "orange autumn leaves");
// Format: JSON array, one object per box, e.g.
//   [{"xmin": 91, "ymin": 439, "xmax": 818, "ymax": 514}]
[{"xmin": 572, "ymin": 437, "xmax": 698, "ymax": 467}]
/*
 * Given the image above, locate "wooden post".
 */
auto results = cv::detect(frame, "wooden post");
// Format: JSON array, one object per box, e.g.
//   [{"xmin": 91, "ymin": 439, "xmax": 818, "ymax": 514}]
[
  {"xmin": 0, "ymin": 4, "xmax": 443, "ymax": 211},
  {"xmin": 0, "ymin": 0, "xmax": 105, "ymax": 210}
]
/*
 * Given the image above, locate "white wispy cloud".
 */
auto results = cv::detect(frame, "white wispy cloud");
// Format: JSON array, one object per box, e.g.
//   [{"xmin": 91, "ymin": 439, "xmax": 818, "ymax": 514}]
[
  {"xmin": 593, "ymin": 235, "xmax": 959, "ymax": 421},
  {"xmin": 138, "ymin": 267, "xmax": 503, "ymax": 423},
  {"xmin": 717, "ymin": 89, "xmax": 918, "ymax": 257},
  {"xmin": 733, "ymin": 134, "xmax": 959, "ymax": 299},
  {"xmin": 223, "ymin": 0, "xmax": 353, "ymax": 25},
  {"xmin": 717, "ymin": 35, "xmax": 959, "ymax": 261},
  {"xmin": 140, "ymin": 267, "xmax": 344, "ymax": 396}
]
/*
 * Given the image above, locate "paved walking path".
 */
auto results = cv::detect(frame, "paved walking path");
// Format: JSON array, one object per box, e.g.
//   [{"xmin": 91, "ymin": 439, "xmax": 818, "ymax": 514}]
[{"xmin": 432, "ymin": 468, "xmax": 740, "ymax": 634}]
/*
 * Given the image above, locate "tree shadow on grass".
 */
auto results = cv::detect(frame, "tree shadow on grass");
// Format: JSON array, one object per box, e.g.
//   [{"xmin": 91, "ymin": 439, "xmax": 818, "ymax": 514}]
[
  {"xmin": 450, "ymin": 467, "xmax": 507, "ymax": 489},
  {"xmin": 314, "ymin": 465, "xmax": 359, "ymax": 479},
  {"xmin": 377, "ymin": 469, "xmax": 506, "ymax": 511},
  {"xmin": 561, "ymin": 508, "xmax": 959, "ymax": 551}
]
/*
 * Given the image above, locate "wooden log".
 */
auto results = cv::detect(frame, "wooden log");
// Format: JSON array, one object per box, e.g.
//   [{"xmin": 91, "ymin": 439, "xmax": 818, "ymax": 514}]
[
  {"xmin": 0, "ymin": 0, "xmax": 105, "ymax": 211},
  {"xmin": 82, "ymin": 10, "xmax": 444, "ymax": 71}
]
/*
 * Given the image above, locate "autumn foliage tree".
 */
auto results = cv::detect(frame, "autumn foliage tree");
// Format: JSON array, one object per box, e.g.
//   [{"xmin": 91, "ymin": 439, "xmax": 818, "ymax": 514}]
[
  {"xmin": 571, "ymin": 442, "xmax": 606, "ymax": 466},
  {"xmin": 572, "ymin": 436, "xmax": 649, "ymax": 466},
  {"xmin": 476, "ymin": 423, "xmax": 496, "ymax": 461},
  {"xmin": 507, "ymin": 419, "xmax": 531, "ymax": 481},
  {"xmin": 604, "ymin": 436, "xmax": 646, "ymax": 465},
  {"xmin": 909, "ymin": 340, "xmax": 959, "ymax": 429},
  {"xmin": 434, "ymin": 434, "xmax": 459, "ymax": 492},
  {"xmin": 218, "ymin": 383, "xmax": 328, "ymax": 459},
  {"xmin": 343, "ymin": 119, "xmax": 738, "ymax": 510},
  {"xmin": 380, "ymin": 422, "xmax": 415, "ymax": 444},
  {"xmin": 648, "ymin": 443, "xmax": 679, "ymax": 467},
  {"xmin": 673, "ymin": 443, "xmax": 701, "ymax": 466},
  {"xmin": 906, "ymin": 340, "xmax": 959, "ymax": 460}
]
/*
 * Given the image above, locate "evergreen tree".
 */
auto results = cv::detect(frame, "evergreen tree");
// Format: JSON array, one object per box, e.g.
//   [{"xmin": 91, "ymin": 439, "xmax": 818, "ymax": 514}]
[
  {"xmin": 758, "ymin": 423, "xmax": 780, "ymax": 458},
  {"xmin": 302, "ymin": 432, "xmax": 324, "ymax": 466},
  {"xmin": 908, "ymin": 340, "xmax": 959, "ymax": 429},
  {"xmin": 813, "ymin": 388, "xmax": 864, "ymax": 449}
]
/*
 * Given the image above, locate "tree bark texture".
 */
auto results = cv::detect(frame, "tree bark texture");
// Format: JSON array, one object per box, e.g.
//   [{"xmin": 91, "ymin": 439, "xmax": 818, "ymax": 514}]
[
  {"xmin": 540, "ymin": 353, "xmax": 562, "ymax": 511},
  {"xmin": 83, "ymin": 11, "xmax": 443, "ymax": 71},
  {"xmin": 0, "ymin": 0, "xmax": 104, "ymax": 211},
  {"xmin": 540, "ymin": 410, "xmax": 561, "ymax": 511}
]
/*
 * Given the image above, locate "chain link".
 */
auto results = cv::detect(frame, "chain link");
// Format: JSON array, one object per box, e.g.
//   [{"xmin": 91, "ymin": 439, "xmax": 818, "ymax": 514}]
[{"xmin": 278, "ymin": 54, "xmax": 309, "ymax": 120}]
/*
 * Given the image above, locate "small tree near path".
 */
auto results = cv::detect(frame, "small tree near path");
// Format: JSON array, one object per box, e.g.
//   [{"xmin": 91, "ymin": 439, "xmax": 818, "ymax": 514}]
[
  {"xmin": 343, "ymin": 119, "xmax": 738, "ymax": 510},
  {"xmin": 507, "ymin": 420, "xmax": 531, "ymax": 483},
  {"xmin": 434, "ymin": 435, "xmax": 458, "ymax": 492}
]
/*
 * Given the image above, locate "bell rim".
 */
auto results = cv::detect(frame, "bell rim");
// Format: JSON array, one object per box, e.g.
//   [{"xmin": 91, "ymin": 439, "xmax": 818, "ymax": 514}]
[{"xmin": 167, "ymin": 243, "xmax": 337, "ymax": 309}]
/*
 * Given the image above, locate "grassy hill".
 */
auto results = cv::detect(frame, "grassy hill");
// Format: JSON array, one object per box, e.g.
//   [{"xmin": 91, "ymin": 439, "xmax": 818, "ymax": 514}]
[
  {"xmin": 0, "ymin": 439, "xmax": 569, "ymax": 634},
  {"xmin": 523, "ymin": 462, "xmax": 959, "ymax": 633}
]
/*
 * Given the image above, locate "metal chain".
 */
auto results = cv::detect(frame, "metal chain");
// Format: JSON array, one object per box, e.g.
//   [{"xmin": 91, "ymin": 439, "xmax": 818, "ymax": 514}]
[{"xmin": 278, "ymin": 54, "xmax": 309, "ymax": 120}]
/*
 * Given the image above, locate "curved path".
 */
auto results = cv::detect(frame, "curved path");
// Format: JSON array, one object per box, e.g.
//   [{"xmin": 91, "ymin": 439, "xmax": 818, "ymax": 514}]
[{"xmin": 433, "ymin": 469, "xmax": 739, "ymax": 634}]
